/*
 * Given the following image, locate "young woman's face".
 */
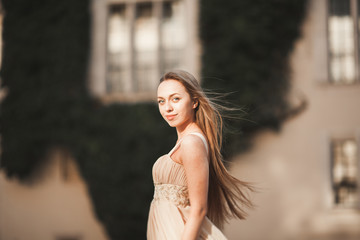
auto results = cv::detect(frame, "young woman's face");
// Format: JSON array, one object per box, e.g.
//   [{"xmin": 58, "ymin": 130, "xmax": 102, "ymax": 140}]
[{"xmin": 157, "ymin": 79, "xmax": 197, "ymax": 128}]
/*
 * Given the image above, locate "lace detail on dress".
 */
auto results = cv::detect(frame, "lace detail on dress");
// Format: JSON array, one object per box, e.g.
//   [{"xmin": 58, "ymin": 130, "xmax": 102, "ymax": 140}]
[{"xmin": 154, "ymin": 183, "xmax": 190, "ymax": 207}]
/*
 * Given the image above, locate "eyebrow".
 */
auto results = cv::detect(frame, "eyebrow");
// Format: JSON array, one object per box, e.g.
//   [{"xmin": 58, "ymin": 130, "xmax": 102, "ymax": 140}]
[{"xmin": 157, "ymin": 93, "xmax": 180, "ymax": 99}]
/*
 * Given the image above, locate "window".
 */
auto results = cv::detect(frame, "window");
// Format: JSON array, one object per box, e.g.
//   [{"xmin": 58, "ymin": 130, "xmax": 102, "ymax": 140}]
[
  {"xmin": 327, "ymin": 0, "xmax": 360, "ymax": 84},
  {"xmin": 90, "ymin": 0, "xmax": 199, "ymax": 103},
  {"xmin": 331, "ymin": 138, "xmax": 359, "ymax": 208}
]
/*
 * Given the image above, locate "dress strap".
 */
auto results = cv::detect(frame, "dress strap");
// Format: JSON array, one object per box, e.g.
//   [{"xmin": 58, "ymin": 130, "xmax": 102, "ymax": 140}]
[
  {"xmin": 168, "ymin": 141, "xmax": 181, "ymax": 156},
  {"xmin": 168, "ymin": 132, "xmax": 209, "ymax": 156},
  {"xmin": 188, "ymin": 132, "xmax": 209, "ymax": 155}
]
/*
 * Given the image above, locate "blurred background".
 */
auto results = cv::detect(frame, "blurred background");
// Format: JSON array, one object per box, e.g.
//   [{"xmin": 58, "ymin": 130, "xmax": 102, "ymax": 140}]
[{"xmin": 0, "ymin": 0, "xmax": 359, "ymax": 239}]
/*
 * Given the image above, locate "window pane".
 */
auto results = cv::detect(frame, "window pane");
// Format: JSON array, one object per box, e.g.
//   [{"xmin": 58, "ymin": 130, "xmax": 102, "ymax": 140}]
[
  {"xmin": 105, "ymin": 1, "xmax": 188, "ymax": 98},
  {"xmin": 107, "ymin": 5, "xmax": 131, "ymax": 93},
  {"xmin": 332, "ymin": 138, "xmax": 358, "ymax": 208},
  {"xmin": 161, "ymin": 0, "xmax": 186, "ymax": 73},
  {"xmin": 328, "ymin": 0, "xmax": 356, "ymax": 84},
  {"xmin": 134, "ymin": 2, "xmax": 158, "ymax": 92}
]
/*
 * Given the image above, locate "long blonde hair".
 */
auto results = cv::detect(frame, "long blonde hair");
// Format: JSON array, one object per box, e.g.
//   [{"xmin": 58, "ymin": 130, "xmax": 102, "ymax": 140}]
[{"xmin": 160, "ymin": 70, "xmax": 254, "ymax": 228}]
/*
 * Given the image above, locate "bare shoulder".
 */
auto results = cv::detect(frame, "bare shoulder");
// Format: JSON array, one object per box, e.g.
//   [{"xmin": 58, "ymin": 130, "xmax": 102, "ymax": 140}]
[
  {"xmin": 181, "ymin": 134, "xmax": 206, "ymax": 149},
  {"xmin": 179, "ymin": 134, "xmax": 208, "ymax": 164}
]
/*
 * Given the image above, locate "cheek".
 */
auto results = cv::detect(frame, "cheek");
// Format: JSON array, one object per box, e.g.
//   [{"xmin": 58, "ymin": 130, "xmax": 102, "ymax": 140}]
[
  {"xmin": 159, "ymin": 105, "xmax": 168, "ymax": 120},
  {"xmin": 179, "ymin": 102, "xmax": 193, "ymax": 116},
  {"xmin": 158, "ymin": 105, "xmax": 164, "ymax": 116}
]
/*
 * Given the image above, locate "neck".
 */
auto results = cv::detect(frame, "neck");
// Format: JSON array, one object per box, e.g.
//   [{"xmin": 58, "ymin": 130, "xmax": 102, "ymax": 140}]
[{"xmin": 176, "ymin": 120, "xmax": 199, "ymax": 140}]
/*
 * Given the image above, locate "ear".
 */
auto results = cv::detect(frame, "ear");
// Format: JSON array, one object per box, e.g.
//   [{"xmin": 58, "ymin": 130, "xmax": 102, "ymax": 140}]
[{"xmin": 192, "ymin": 99, "xmax": 199, "ymax": 109}]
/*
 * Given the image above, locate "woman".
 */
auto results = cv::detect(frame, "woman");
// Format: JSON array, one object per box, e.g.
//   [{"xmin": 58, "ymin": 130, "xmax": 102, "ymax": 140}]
[{"xmin": 147, "ymin": 70, "xmax": 253, "ymax": 240}]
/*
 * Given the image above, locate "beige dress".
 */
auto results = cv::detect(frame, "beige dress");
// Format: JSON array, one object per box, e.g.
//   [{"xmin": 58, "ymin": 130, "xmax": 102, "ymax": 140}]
[{"xmin": 147, "ymin": 132, "xmax": 228, "ymax": 240}]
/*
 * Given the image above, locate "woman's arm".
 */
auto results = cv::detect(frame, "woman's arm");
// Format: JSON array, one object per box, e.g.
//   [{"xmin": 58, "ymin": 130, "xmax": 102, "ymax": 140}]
[{"xmin": 179, "ymin": 135, "xmax": 209, "ymax": 240}]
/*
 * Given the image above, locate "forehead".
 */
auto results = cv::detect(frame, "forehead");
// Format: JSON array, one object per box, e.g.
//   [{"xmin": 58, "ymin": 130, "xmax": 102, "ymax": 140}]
[{"xmin": 157, "ymin": 79, "xmax": 188, "ymax": 97}]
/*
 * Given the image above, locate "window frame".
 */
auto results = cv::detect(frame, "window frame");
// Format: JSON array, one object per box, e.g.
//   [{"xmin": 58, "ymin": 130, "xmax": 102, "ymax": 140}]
[
  {"xmin": 89, "ymin": 0, "xmax": 201, "ymax": 104},
  {"xmin": 326, "ymin": 0, "xmax": 360, "ymax": 85},
  {"xmin": 329, "ymin": 136, "xmax": 360, "ymax": 209}
]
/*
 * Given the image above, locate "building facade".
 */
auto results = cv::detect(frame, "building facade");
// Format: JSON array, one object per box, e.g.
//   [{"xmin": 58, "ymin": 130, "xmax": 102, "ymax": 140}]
[
  {"xmin": 0, "ymin": 0, "xmax": 359, "ymax": 239},
  {"xmin": 226, "ymin": 0, "xmax": 360, "ymax": 239}
]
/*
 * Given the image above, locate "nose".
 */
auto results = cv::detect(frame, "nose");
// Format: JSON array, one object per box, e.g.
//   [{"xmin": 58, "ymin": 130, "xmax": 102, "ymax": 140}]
[{"xmin": 165, "ymin": 101, "xmax": 173, "ymax": 112}]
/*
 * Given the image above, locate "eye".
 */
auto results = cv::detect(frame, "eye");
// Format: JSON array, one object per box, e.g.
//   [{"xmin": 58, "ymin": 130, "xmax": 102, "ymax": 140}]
[
  {"xmin": 158, "ymin": 99, "xmax": 164, "ymax": 104},
  {"xmin": 172, "ymin": 97, "xmax": 180, "ymax": 102}
]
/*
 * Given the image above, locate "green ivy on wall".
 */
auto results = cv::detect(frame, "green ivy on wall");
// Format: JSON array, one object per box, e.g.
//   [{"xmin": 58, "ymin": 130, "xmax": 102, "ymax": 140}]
[
  {"xmin": 0, "ymin": 0, "xmax": 174, "ymax": 239},
  {"xmin": 0, "ymin": 0, "xmax": 307, "ymax": 239},
  {"xmin": 201, "ymin": 0, "xmax": 308, "ymax": 156}
]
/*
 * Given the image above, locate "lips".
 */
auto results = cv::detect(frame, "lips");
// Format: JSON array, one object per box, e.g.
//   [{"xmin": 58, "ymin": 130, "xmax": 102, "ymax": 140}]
[{"xmin": 165, "ymin": 114, "xmax": 177, "ymax": 120}]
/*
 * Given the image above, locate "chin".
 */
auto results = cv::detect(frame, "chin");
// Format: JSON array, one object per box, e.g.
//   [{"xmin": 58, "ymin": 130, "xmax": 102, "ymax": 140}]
[{"xmin": 167, "ymin": 121, "xmax": 177, "ymax": 127}]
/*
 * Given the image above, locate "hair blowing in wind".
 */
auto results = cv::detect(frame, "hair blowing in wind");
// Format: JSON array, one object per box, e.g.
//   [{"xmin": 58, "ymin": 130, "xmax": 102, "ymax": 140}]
[{"xmin": 160, "ymin": 70, "xmax": 254, "ymax": 229}]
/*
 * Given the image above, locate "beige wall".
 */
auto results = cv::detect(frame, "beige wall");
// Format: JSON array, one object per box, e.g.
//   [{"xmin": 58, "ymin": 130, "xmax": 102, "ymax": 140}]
[
  {"xmin": 0, "ymin": 149, "xmax": 109, "ymax": 240},
  {"xmin": 225, "ymin": 0, "xmax": 360, "ymax": 239}
]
